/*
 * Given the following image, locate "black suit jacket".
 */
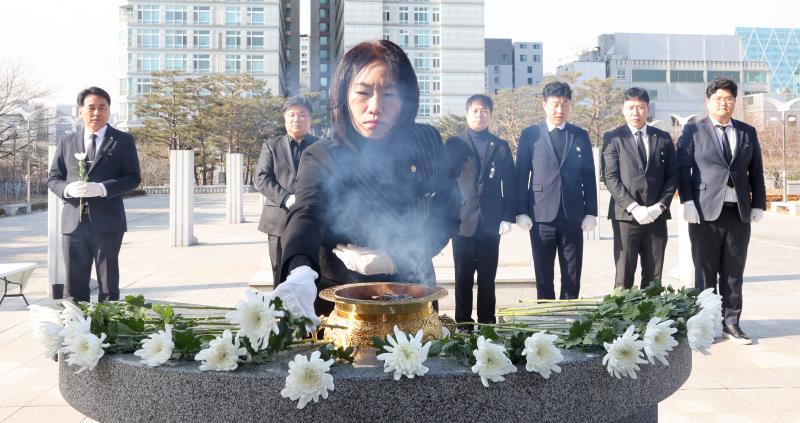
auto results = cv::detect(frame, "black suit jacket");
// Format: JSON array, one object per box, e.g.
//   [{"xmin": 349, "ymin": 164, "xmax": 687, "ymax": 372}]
[
  {"xmin": 280, "ymin": 124, "xmax": 459, "ymax": 286},
  {"xmin": 602, "ymin": 125, "xmax": 678, "ymax": 221},
  {"xmin": 255, "ymin": 134, "xmax": 319, "ymax": 235},
  {"xmin": 446, "ymin": 130, "xmax": 515, "ymax": 237},
  {"xmin": 48, "ymin": 124, "xmax": 141, "ymax": 234},
  {"xmin": 676, "ymin": 117, "xmax": 766, "ymax": 222},
  {"xmin": 515, "ymin": 122, "xmax": 598, "ymax": 223}
]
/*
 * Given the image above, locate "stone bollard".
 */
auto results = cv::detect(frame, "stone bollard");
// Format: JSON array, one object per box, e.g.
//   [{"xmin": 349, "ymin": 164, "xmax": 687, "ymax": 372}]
[
  {"xmin": 47, "ymin": 145, "xmax": 66, "ymax": 298},
  {"xmin": 169, "ymin": 150, "xmax": 196, "ymax": 247},
  {"xmin": 225, "ymin": 153, "xmax": 244, "ymax": 224}
]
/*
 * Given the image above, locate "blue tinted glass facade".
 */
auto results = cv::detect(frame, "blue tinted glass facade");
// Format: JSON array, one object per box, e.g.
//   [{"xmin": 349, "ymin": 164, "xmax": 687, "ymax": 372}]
[{"xmin": 737, "ymin": 27, "xmax": 800, "ymax": 95}]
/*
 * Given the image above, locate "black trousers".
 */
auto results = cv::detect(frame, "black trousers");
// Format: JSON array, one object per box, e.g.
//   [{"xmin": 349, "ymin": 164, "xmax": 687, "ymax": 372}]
[
  {"xmin": 612, "ymin": 219, "xmax": 668, "ymax": 289},
  {"xmin": 62, "ymin": 220, "xmax": 124, "ymax": 302},
  {"xmin": 689, "ymin": 206, "xmax": 751, "ymax": 327},
  {"xmin": 268, "ymin": 234, "xmax": 283, "ymax": 287},
  {"xmin": 530, "ymin": 213, "xmax": 583, "ymax": 300},
  {"xmin": 452, "ymin": 226, "xmax": 500, "ymax": 323}
]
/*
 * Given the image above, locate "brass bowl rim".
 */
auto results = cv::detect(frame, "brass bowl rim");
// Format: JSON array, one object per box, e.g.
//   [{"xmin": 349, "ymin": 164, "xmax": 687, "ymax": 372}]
[{"xmin": 319, "ymin": 282, "xmax": 448, "ymax": 306}]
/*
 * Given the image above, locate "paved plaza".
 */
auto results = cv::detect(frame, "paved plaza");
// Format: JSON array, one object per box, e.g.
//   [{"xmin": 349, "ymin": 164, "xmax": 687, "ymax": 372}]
[{"xmin": 0, "ymin": 192, "xmax": 798, "ymax": 422}]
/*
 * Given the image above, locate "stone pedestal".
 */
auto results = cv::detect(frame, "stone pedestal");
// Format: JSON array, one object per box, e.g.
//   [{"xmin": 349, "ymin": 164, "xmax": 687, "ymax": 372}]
[
  {"xmin": 225, "ymin": 153, "xmax": 244, "ymax": 224},
  {"xmin": 169, "ymin": 150, "xmax": 196, "ymax": 247},
  {"xmin": 47, "ymin": 145, "xmax": 66, "ymax": 298},
  {"xmin": 60, "ymin": 341, "xmax": 691, "ymax": 423}
]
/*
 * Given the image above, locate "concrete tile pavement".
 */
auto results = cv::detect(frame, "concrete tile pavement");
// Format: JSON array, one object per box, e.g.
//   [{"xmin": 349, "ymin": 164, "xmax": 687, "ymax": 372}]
[{"xmin": 0, "ymin": 192, "xmax": 798, "ymax": 422}]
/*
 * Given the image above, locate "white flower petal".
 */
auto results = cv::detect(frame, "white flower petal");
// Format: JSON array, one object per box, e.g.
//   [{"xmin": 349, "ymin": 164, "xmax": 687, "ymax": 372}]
[
  {"xmin": 195, "ymin": 329, "xmax": 247, "ymax": 371},
  {"xmin": 226, "ymin": 291, "xmax": 284, "ymax": 352},
  {"xmin": 471, "ymin": 336, "xmax": 516, "ymax": 387},
  {"xmin": 602, "ymin": 325, "xmax": 648, "ymax": 379},
  {"xmin": 281, "ymin": 351, "xmax": 335, "ymax": 409},
  {"xmin": 521, "ymin": 331, "xmax": 563, "ymax": 379},
  {"xmin": 376, "ymin": 326, "xmax": 432, "ymax": 381},
  {"xmin": 62, "ymin": 332, "xmax": 109, "ymax": 374},
  {"xmin": 134, "ymin": 325, "xmax": 175, "ymax": 367}
]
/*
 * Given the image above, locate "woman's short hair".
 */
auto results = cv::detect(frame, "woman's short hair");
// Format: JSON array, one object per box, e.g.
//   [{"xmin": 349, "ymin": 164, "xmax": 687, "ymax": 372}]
[{"xmin": 328, "ymin": 40, "xmax": 419, "ymax": 141}]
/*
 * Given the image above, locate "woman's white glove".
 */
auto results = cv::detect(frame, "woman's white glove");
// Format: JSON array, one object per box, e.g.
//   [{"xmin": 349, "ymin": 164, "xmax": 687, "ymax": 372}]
[
  {"xmin": 270, "ymin": 265, "xmax": 320, "ymax": 328},
  {"xmin": 333, "ymin": 244, "xmax": 396, "ymax": 275}
]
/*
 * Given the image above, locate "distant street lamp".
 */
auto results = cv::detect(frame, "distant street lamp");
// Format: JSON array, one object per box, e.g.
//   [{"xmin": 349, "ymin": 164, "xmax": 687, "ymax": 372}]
[{"xmin": 764, "ymin": 97, "xmax": 800, "ymax": 203}]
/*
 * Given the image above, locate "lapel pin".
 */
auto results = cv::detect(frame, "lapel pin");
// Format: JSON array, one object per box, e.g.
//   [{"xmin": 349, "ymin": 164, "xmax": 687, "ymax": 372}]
[{"xmin": 410, "ymin": 164, "xmax": 417, "ymax": 173}]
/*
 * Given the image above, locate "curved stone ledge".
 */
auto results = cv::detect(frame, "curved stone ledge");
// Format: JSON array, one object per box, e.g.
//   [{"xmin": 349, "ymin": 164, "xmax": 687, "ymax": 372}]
[{"xmin": 60, "ymin": 341, "xmax": 691, "ymax": 423}]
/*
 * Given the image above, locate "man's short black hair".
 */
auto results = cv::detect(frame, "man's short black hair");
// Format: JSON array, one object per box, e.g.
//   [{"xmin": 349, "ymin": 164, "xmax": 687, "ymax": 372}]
[
  {"xmin": 77, "ymin": 87, "xmax": 111, "ymax": 107},
  {"xmin": 542, "ymin": 81, "xmax": 572, "ymax": 101},
  {"xmin": 706, "ymin": 77, "xmax": 738, "ymax": 99},
  {"xmin": 623, "ymin": 87, "xmax": 650, "ymax": 104},
  {"xmin": 282, "ymin": 96, "xmax": 313, "ymax": 114},
  {"xmin": 465, "ymin": 94, "xmax": 493, "ymax": 112}
]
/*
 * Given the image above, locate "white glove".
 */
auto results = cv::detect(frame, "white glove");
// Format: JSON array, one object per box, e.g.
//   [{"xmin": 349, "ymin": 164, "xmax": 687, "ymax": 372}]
[
  {"xmin": 647, "ymin": 204, "xmax": 664, "ymax": 221},
  {"xmin": 516, "ymin": 214, "xmax": 533, "ymax": 230},
  {"xmin": 333, "ymin": 243, "xmax": 396, "ymax": 275},
  {"xmin": 64, "ymin": 181, "xmax": 86, "ymax": 198},
  {"xmin": 683, "ymin": 201, "xmax": 700, "ymax": 224},
  {"xmin": 284, "ymin": 194, "xmax": 296, "ymax": 209},
  {"xmin": 750, "ymin": 208, "xmax": 764, "ymax": 223},
  {"xmin": 631, "ymin": 205, "xmax": 653, "ymax": 225},
  {"xmin": 81, "ymin": 182, "xmax": 106, "ymax": 198},
  {"xmin": 498, "ymin": 221, "xmax": 512, "ymax": 235},
  {"xmin": 581, "ymin": 215, "xmax": 597, "ymax": 232},
  {"xmin": 270, "ymin": 265, "xmax": 320, "ymax": 328}
]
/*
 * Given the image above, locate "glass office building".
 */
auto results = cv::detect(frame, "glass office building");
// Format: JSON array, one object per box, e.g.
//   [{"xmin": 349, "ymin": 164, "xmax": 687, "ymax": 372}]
[{"xmin": 737, "ymin": 27, "xmax": 800, "ymax": 95}]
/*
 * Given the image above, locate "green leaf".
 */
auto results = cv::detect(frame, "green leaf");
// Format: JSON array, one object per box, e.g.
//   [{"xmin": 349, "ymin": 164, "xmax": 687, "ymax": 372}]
[
  {"xmin": 124, "ymin": 295, "xmax": 146, "ymax": 307},
  {"xmin": 478, "ymin": 325, "xmax": 500, "ymax": 341}
]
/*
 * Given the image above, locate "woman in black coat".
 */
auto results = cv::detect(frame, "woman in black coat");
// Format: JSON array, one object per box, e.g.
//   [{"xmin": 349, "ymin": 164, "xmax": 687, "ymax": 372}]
[{"xmin": 272, "ymin": 40, "xmax": 458, "ymax": 322}]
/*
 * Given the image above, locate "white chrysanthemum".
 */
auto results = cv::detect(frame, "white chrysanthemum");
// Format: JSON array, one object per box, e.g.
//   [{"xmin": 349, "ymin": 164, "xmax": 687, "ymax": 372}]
[
  {"xmin": 521, "ymin": 331, "xmax": 564, "ymax": 379},
  {"xmin": 602, "ymin": 325, "xmax": 648, "ymax": 379},
  {"xmin": 194, "ymin": 329, "xmax": 247, "ymax": 372},
  {"xmin": 697, "ymin": 288, "xmax": 723, "ymax": 337},
  {"xmin": 74, "ymin": 152, "xmax": 87, "ymax": 161},
  {"xmin": 134, "ymin": 325, "xmax": 175, "ymax": 367},
  {"xmin": 59, "ymin": 314, "xmax": 92, "ymax": 345},
  {"xmin": 471, "ymin": 336, "xmax": 517, "ymax": 387},
  {"xmin": 60, "ymin": 301, "xmax": 85, "ymax": 324},
  {"xmin": 225, "ymin": 290, "xmax": 284, "ymax": 351},
  {"xmin": 281, "ymin": 351, "xmax": 335, "ymax": 409},
  {"xmin": 62, "ymin": 332, "xmax": 109, "ymax": 374},
  {"xmin": 686, "ymin": 311, "xmax": 715, "ymax": 355},
  {"xmin": 642, "ymin": 317, "xmax": 679, "ymax": 365},
  {"xmin": 376, "ymin": 326, "xmax": 432, "ymax": 380},
  {"xmin": 28, "ymin": 305, "xmax": 64, "ymax": 357}
]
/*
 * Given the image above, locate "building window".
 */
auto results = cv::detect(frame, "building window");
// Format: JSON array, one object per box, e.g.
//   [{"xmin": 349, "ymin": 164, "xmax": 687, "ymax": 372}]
[
  {"xmin": 398, "ymin": 29, "xmax": 409, "ymax": 47},
  {"xmin": 226, "ymin": 31, "xmax": 241, "ymax": 49},
  {"xmin": 119, "ymin": 78, "xmax": 131, "ymax": 96},
  {"xmin": 432, "ymin": 53, "xmax": 440, "ymax": 69},
  {"xmin": 399, "ymin": 7, "xmax": 408, "ymax": 24},
  {"xmin": 320, "ymin": 49, "xmax": 329, "ymax": 59},
  {"xmin": 616, "ymin": 69, "xmax": 626, "ymax": 80},
  {"xmin": 225, "ymin": 7, "xmax": 241, "ymax": 25},
  {"xmin": 383, "ymin": 28, "xmax": 390, "ymax": 41},
  {"xmin": 527, "ymin": 78, "xmax": 533, "ymax": 84},
  {"xmin": 419, "ymin": 98, "xmax": 432, "ymax": 117},
  {"xmin": 225, "ymin": 55, "xmax": 240, "ymax": 74},
  {"xmin": 670, "ymin": 70, "xmax": 704, "ymax": 83},
  {"xmin": 433, "ymin": 102, "xmax": 441, "ymax": 115},
  {"xmin": 533, "ymin": 44, "xmax": 540, "ymax": 49},
  {"xmin": 707, "ymin": 70, "xmax": 740, "ymax": 83},
  {"xmin": 413, "ymin": 7, "xmax": 428, "ymax": 24},
  {"xmin": 519, "ymin": 54, "xmax": 527, "ymax": 62},
  {"xmin": 632, "ymin": 69, "xmax": 667, "ymax": 82},
  {"xmin": 527, "ymin": 66, "xmax": 533, "ymax": 73},
  {"xmin": 519, "ymin": 44, "xmax": 527, "ymax": 49},
  {"xmin": 383, "ymin": 5, "xmax": 390, "ymax": 22},
  {"xmin": 164, "ymin": 54, "xmax": 187, "ymax": 71},
  {"xmin": 745, "ymin": 70, "xmax": 768, "ymax": 83},
  {"xmin": 165, "ymin": 30, "xmax": 187, "ymax": 49},
  {"xmin": 494, "ymin": 76, "xmax": 500, "ymax": 84},
  {"xmin": 320, "ymin": 22, "xmax": 328, "ymax": 32},
  {"xmin": 320, "ymin": 8, "xmax": 327, "ymax": 18},
  {"xmin": 432, "ymin": 7, "xmax": 440, "ymax": 22},
  {"xmin": 502, "ymin": 54, "xmax": 508, "ymax": 61},
  {"xmin": 193, "ymin": 30, "xmax": 210, "ymax": 49},
  {"xmin": 193, "ymin": 54, "xmax": 210, "ymax": 73},
  {"xmin": 246, "ymin": 55, "xmax": 264, "ymax": 73},
  {"xmin": 414, "ymin": 30, "xmax": 430, "ymax": 48},
  {"xmin": 165, "ymin": 6, "xmax": 187, "ymax": 24},
  {"xmin": 493, "ymin": 65, "xmax": 500, "ymax": 72},
  {"xmin": 138, "ymin": 5, "xmax": 159, "ymax": 24},
  {"xmin": 247, "ymin": 31, "xmax": 264, "ymax": 49},
  {"xmin": 193, "ymin": 6, "xmax": 211, "ymax": 25},
  {"xmin": 136, "ymin": 78, "xmax": 152, "ymax": 95},
  {"xmin": 432, "ymin": 30, "xmax": 440, "ymax": 46},
  {"xmin": 320, "ymin": 77, "xmax": 328, "ymax": 87},
  {"xmin": 137, "ymin": 53, "xmax": 159, "ymax": 73},
  {"xmin": 649, "ymin": 89, "xmax": 658, "ymax": 100},
  {"xmin": 247, "ymin": 7, "xmax": 264, "ymax": 25},
  {"xmin": 320, "ymin": 36, "xmax": 328, "ymax": 46},
  {"xmin": 418, "ymin": 75, "xmax": 431, "ymax": 94},
  {"xmin": 533, "ymin": 55, "xmax": 540, "ymax": 62},
  {"xmin": 137, "ymin": 29, "xmax": 159, "ymax": 48},
  {"xmin": 414, "ymin": 53, "xmax": 431, "ymax": 71}
]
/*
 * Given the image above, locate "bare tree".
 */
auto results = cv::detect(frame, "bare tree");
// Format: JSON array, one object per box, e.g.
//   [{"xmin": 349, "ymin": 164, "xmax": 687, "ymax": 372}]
[
  {"xmin": 432, "ymin": 113, "xmax": 467, "ymax": 141},
  {"xmin": 0, "ymin": 63, "xmax": 50, "ymax": 161},
  {"xmin": 572, "ymin": 77, "xmax": 625, "ymax": 147}
]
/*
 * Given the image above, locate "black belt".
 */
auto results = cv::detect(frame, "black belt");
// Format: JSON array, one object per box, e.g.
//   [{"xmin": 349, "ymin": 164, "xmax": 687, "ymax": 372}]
[{"xmin": 722, "ymin": 202, "xmax": 738, "ymax": 208}]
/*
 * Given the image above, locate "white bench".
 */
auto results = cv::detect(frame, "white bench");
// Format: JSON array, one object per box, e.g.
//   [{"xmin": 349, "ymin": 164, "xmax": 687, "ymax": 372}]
[
  {"xmin": 0, "ymin": 203, "xmax": 31, "ymax": 216},
  {"xmin": 0, "ymin": 262, "xmax": 39, "ymax": 306},
  {"xmin": 770, "ymin": 201, "xmax": 800, "ymax": 216}
]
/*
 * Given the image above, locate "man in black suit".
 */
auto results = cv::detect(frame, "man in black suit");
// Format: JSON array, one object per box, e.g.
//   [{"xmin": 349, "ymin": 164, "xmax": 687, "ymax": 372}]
[
  {"xmin": 255, "ymin": 96, "xmax": 318, "ymax": 285},
  {"xmin": 602, "ymin": 87, "xmax": 678, "ymax": 289},
  {"xmin": 515, "ymin": 81, "xmax": 598, "ymax": 300},
  {"xmin": 446, "ymin": 94, "xmax": 515, "ymax": 325},
  {"xmin": 48, "ymin": 87, "xmax": 141, "ymax": 302},
  {"xmin": 677, "ymin": 77, "xmax": 766, "ymax": 344}
]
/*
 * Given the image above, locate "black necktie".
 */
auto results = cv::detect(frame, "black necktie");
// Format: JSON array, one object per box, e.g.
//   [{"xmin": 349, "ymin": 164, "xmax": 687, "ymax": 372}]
[
  {"xmin": 715, "ymin": 125, "xmax": 734, "ymax": 187},
  {"xmin": 634, "ymin": 130, "xmax": 647, "ymax": 166},
  {"xmin": 88, "ymin": 134, "xmax": 97, "ymax": 162},
  {"xmin": 550, "ymin": 127, "xmax": 566, "ymax": 163}
]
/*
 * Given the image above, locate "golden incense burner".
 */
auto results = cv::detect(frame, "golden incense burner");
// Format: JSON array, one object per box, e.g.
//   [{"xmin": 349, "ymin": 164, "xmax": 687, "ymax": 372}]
[{"xmin": 319, "ymin": 282, "xmax": 449, "ymax": 349}]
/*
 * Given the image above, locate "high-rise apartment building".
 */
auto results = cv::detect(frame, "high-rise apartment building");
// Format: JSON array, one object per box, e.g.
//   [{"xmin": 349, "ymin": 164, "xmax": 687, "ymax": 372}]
[
  {"xmin": 117, "ymin": 1, "xmax": 293, "ymax": 129},
  {"xmin": 737, "ymin": 27, "xmax": 800, "ymax": 96},
  {"xmin": 311, "ymin": 0, "xmax": 484, "ymax": 121},
  {"xmin": 299, "ymin": 34, "xmax": 310, "ymax": 90},
  {"xmin": 513, "ymin": 42, "xmax": 543, "ymax": 88}
]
